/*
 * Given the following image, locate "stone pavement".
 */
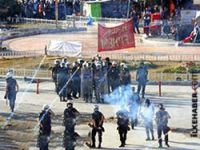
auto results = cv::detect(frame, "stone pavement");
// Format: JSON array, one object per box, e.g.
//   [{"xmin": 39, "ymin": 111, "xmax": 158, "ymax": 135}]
[{"xmin": 0, "ymin": 80, "xmax": 200, "ymax": 150}]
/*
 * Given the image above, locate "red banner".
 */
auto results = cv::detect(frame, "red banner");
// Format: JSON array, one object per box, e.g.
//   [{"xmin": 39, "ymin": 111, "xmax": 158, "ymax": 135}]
[{"xmin": 98, "ymin": 19, "xmax": 135, "ymax": 52}]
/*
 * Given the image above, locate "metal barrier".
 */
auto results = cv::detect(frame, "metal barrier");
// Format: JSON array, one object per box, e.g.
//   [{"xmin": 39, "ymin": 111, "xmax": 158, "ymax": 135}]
[
  {"xmin": 0, "ymin": 50, "xmax": 41, "ymax": 58},
  {"xmin": 0, "ymin": 68, "xmax": 198, "ymax": 81},
  {"xmin": 1, "ymin": 50, "xmax": 200, "ymax": 62},
  {"xmin": 17, "ymin": 17, "xmax": 86, "ymax": 28},
  {"xmin": 65, "ymin": 15, "xmax": 127, "ymax": 23}
]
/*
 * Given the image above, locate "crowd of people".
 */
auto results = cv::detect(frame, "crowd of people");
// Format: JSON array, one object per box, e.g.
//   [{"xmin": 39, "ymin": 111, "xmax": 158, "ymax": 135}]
[
  {"xmin": 3, "ymin": 56, "xmax": 171, "ymax": 149},
  {"xmin": 20, "ymin": 0, "xmax": 81, "ymax": 19},
  {"xmin": 36, "ymin": 98, "xmax": 171, "ymax": 149},
  {"xmin": 52, "ymin": 56, "xmax": 141, "ymax": 103}
]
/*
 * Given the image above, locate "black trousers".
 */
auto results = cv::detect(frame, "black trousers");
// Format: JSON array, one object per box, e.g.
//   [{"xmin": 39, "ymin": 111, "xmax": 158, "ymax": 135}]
[
  {"xmin": 157, "ymin": 126, "xmax": 169, "ymax": 146},
  {"xmin": 137, "ymin": 83, "xmax": 146, "ymax": 98},
  {"xmin": 92, "ymin": 128, "xmax": 102, "ymax": 145},
  {"xmin": 118, "ymin": 126, "xmax": 128, "ymax": 144}
]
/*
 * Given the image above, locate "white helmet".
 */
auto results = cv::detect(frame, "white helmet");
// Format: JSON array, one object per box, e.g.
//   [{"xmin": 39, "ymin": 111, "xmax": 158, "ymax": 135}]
[
  {"xmin": 112, "ymin": 61, "xmax": 117, "ymax": 65},
  {"xmin": 54, "ymin": 59, "xmax": 60, "ymax": 65},
  {"xmin": 65, "ymin": 62, "xmax": 71, "ymax": 67},
  {"xmin": 6, "ymin": 72, "xmax": 13, "ymax": 78},
  {"xmin": 120, "ymin": 63, "xmax": 125, "ymax": 67},
  {"xmin": 83, "ymin": 62, "xmax": 88, "ymax": 68},
  {"xmin": 62, "ymin": 58, "xmax": 67, "ymax": 63},
  {"xmin": 66, "ymin": 100, "xmax": 73, "ymax": 107},
  {"xmin": 124, "ymin": 64, "xmax": 128, "ymax": 69},
  {"xmin": 43, "ymin": 104, "xmax": 49, "ymax": 110},
  {"xmin": 94, "ymin": 105, "xmax": 99, "ymax": 111}
]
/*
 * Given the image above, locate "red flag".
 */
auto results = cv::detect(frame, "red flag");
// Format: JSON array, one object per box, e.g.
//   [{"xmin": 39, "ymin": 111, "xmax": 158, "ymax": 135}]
[{"xmin": 98, "ymin": 19, "xmax": 135, "ymax": 52}]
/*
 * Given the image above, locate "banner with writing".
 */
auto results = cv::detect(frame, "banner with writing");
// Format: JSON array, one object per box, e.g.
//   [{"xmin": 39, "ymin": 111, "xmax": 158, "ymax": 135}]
[{"xmin": 98, "ymin": 19, "xmax": 135, "ymax": 52}]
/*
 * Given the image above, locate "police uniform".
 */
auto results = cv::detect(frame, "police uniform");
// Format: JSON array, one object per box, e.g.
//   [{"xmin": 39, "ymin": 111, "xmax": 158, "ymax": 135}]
[
  {"xmin": 155, "ymin": 104, "xmax": 170, "ymax": 148},
  {"xmin": 57, "ymin": 66, "xmax": 68, "ymax": 101},
  {"xmin": 120, "ymin": 66, "xmax": 131, "ymax": 86},
  {"xmin": 91, "ymin": 106, "xmax": 105, "ymax": 148},
  {"xmin": 51, "ymin": 60, "xmax": 61, "ymax": 92},
  {"xmin": 63, "ymin": 102, "xmax": 79, "ymax": 150},
  {"xmin": 110, "ymin": 63, "xmax": 120, "ymax": 92},
  {"xmin": 37, "ymin": 105, "xmax": 52, "ymax": 150},
  {"xmin": 81, "ymin": 64, "xmax": 93, "ymax": 103},
  {"xmin": 116, "ymin": 108, "xmax": 129, "ymax": 147},
  {"xmin": 71, "ymin": 64, "xmax": 81, "ymax": 98},
  {"xmin": 94, "ymin": 65, "xmax": 104, "ymax": 103}
]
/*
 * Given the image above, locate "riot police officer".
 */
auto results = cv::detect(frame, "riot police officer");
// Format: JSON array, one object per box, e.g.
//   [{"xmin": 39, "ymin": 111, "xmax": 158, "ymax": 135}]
[
  {"xmin": 81, "ymin": 62, "xmax": 93, "ymax": 103},
  {"xmin": 63, "ymin": 101, "xmax": 80, "ymax": 150},
  {"xmin": 155, "ymin": 104, "xmax": 171, "ymax": 148},
  {"xmin": 90, "ymin": 105, "xmax": 105, "ymax": 148},
  {"xmin": 120, "ymin": 63, "xmax": 131, "ymax": 86},
  {"xmin": 110, "ymin": 61, "xmax": 120, "ymax": 92},
  {"xmin": 52, "ymin": 59, "xmax": 61, "ymax": 92},
  {"xmin": 71, "ymin": 62, "xmax": 81, "ymax": 99},
  {"xmin": 57, "ymin": 62, "xmax": 68, "ymax": 101},
  {"xmin": 37, "ymin": 105, "xmax": 54, "ymax": 150},
  {"xmin": 94, "ymin": 63, "xmax": 104, "ymax": 103},
  {"xmin": 116, "ymin": 106, "xmax": 130, "ymax": 147}
]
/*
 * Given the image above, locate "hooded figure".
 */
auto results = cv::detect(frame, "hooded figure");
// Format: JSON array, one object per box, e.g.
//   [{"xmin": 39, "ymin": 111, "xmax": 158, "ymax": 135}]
[{"xmin": 4, "ymin": 70, "xmax": 19, "ymax": 112}]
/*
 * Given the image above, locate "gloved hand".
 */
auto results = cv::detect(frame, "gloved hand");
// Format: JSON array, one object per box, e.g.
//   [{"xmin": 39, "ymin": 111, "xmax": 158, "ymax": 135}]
[
  {"xmin": 47, "ymin": 136, "xmax": 50, "ymax": 142},
  {"xmin": 4, "ymin": 95, "xmax": 7, "ymax": 99}
]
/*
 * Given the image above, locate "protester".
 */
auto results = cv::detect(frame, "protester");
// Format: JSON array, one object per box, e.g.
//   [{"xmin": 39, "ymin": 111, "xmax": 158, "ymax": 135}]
[
  {"xmin": 4, "ymin": 70, "xmax": 19, "ymax": 113},
  {"xmin": 136, "ymin": 61, "xmax": 148, "ymax": 98},
  {"xmin": 178, "ymin": 21, "xmax": 200, "ymax": 45},
  {"xmin": 130, "ymin": 8, "xmax": 140, "ymax": 34},
  {"xmin": 141, "ymin": 99, "xmax": 155, "ymax": 141},
  {"xmin": 128, "ymin": 89, "xmax": 141, "ymax": 130}
]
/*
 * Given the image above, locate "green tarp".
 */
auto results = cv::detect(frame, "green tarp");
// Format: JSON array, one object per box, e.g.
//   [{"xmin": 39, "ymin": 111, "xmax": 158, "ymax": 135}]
[{"xmin": 91, "ymin": 3, "xmax": 102, "ymax": 18}]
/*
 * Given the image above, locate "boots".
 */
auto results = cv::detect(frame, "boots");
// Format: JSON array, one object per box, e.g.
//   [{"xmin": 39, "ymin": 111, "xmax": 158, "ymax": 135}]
[
  {"xmin": 158, "ymin": 142, "xmax": 162, "ymax": 148},
  {"xmin": 98, "ymin": 142, "xmax": 101, "ymax": 148},
  {"xmin": 91, "ymin": 142, "xmax": 96, "ymax": 148},
  {"xmin": 119, "ymin": 141, "xmax": 125, "ymax": 147}
]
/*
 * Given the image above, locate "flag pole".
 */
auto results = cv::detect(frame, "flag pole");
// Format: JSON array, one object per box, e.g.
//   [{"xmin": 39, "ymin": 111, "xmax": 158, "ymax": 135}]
[
  {"xmin": 127, "ymin": 0, "xmax": 131, "ymax": 19},
  {"xmin": 55, "ymin": 0, "xmax": 58, "ymax": 28}
]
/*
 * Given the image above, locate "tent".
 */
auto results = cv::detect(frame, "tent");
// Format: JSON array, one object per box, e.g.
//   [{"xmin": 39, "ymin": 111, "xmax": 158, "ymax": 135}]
[{"xmin": 47, "ymin": 40, "xmax": 82, "ymax": 57}]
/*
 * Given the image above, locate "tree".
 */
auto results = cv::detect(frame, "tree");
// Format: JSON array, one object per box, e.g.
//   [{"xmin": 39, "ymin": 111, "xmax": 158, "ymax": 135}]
[{"xmin": 0, "ymin": 0, "xmax": 22, "ymax": 20}]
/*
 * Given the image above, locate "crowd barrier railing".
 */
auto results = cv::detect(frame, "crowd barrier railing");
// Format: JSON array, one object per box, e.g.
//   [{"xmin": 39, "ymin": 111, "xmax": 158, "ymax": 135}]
[
  {"xmin": 1, "ymin": 50, "xmax": 200, "ymax": 62},
  {"xmin": 0, "ymin": 68, "xmax": 198, "ymax": 82}
]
